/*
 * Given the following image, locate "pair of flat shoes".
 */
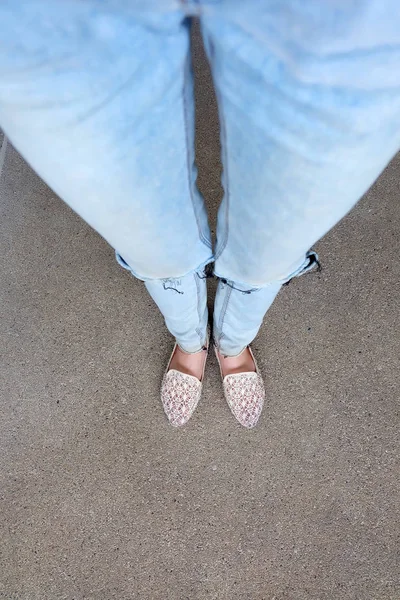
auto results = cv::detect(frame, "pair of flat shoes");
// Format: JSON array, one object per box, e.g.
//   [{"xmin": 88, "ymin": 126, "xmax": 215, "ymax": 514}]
[{"xmin": 161, "ymin": 339, "xmax": 265, "ymax": 428}]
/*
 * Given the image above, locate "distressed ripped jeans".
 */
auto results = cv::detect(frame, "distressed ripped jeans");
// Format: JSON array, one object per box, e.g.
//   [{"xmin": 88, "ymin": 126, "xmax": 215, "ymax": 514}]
[{"xmin": 1, "ymin": 2, "xmax": 400, "ymax": 356}]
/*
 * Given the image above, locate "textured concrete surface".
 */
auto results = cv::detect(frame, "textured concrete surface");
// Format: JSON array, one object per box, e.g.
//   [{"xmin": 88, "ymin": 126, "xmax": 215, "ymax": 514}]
[{"xmin": 1, "ymin": 23, "xmax": 399, "ymax": 600}]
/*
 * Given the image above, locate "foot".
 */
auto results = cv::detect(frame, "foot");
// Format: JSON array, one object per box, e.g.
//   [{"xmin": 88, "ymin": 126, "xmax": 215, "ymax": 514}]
[
  {"xmin": 161, "ymin": 340, "xmax": 208, "ymax": 427},
  {"xmin": 216, "ymin": 346, "xmax": 256, "ymax": 377},
  {"xmin": 215, "ymin": 345, "xmax": 265, "ymax": 429},
  {"xmin": 169, "ymin": 345, "xmax": 207, "ymax": 381}
]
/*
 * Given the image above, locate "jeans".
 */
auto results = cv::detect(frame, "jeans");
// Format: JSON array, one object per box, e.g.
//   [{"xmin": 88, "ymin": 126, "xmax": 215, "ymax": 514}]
[{"xmin": 1, "ymin": 1, "xmax": 399, "ymax": 355}]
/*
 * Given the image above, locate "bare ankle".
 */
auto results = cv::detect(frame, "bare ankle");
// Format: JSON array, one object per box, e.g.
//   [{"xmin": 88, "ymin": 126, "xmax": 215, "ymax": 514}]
[
  {"xmin": 217, "ymin": 347, "xmax": 256, "ymax": 377},
  {"xmin": 169, "ymin": 346, "xmax": 207, "ymax": 381}
]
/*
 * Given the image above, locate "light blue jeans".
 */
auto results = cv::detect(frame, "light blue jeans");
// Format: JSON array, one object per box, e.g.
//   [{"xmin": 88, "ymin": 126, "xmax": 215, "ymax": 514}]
[{"xmin": 1, "ymin": 1, "xmax": 400, "ymax": 355}]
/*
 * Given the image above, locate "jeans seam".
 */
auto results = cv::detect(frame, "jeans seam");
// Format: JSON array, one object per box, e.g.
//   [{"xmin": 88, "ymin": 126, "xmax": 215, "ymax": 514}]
[
  {"xmin": 183, "ymin": 43, "xmax": 212, "ymax": 251},
  {"xmin": 207, "ymin": 37, "xmax": 229, "ymax": 261},
  {"xmin": 216, "ymin": 283, "xmax": 232, "ymax": 347},
  {"xmin": 194, "ymin": 272, "xmax": 204, "ymax": 346},
  {"xmin": 214, "ymin": 95, "xmax": 229, "ymax": 260},
  {"xmin": 116, "ymin": 251, "xmax": 214, "ymax": 283}
]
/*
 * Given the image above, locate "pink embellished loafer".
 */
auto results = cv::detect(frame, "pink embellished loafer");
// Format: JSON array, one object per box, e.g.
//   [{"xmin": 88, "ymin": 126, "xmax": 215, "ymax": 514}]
[
  {"xmin": 161, "ymin": 336, "xmax": 209, "ymax": 427},
  {"xmin": 214, "ymin": 345, "xmax": 265, "ymax": 429}
]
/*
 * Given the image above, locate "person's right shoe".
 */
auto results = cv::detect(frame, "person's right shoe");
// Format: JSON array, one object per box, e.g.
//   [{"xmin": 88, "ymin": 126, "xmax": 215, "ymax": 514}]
[
  {"xmin": 214, "ymin": 345, "xmax": 265, "ymax": 429},
  {"xmin": 161, "ymin": 335, "xmax": 209, "ymax": 427}
]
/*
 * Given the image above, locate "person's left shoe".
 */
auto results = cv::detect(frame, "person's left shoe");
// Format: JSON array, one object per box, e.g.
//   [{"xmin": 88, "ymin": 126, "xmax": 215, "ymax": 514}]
[
  {"xmin": 215, "ymin": 345, "xmax": 265, "ymax": 429},
  {"xmin": 161, "ymin": 335, "xmax": 209, "ymax": 427}
]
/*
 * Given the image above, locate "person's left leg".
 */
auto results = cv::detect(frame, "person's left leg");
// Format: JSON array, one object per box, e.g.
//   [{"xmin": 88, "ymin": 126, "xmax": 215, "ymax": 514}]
[
  {"xmin": 202, "ymin": 0, "xmax": 400, "ymax": 356},
  {"xmin": 201, "ymin": 0, "xmax": 400, "ymax": 425}
]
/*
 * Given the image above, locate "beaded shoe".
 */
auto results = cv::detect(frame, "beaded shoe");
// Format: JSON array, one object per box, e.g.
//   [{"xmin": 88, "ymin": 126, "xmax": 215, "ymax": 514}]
[
  {"xmin": 214, "ymin": 345, "xmax": 265, "ymax": 429},
  {"xmin": 161, "ymin": 335, "xmax": 209, "ymax": 427}
]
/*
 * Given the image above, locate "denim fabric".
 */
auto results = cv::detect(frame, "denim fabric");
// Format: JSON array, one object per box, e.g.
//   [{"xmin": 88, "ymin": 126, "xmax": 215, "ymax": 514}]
[
  {"xmin": 1, "ymin": 1, "xmax": 400, "ymax": 354},
  {"xmin": 213, "ymin": 252, "xmax": 320, "ymax": 356},
  {"xmin": 117, "ymin": 252, "xmax": 209, "ymax": 353}
]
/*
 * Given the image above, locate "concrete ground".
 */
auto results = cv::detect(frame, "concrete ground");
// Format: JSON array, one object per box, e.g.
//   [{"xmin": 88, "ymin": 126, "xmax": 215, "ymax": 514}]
[{"xmin": 1, "ymin": 24, "xmax": 399, "ymax": 600}]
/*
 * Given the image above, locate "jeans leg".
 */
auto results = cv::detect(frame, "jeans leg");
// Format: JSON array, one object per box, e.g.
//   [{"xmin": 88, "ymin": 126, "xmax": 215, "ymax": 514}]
[
  {"xmin": 201, "ymin": 1, "xmax": 400, "ymax": 354},
  {"xmin": 213, "ymin": 253, "xmax": 319, "ymax": 356},
  {"xmin": 0, "ymin": 3, "xmax": 212, "ymax": 349},
  {"xmin": 145, "ymin": 270, "xmax": 209, "ymax": 353}
]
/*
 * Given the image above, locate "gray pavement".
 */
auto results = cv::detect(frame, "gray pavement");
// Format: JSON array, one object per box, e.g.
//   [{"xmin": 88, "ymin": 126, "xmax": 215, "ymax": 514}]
[{"xmin": 1, "ymin": 24, "xmax": 399, "ymax": 600}]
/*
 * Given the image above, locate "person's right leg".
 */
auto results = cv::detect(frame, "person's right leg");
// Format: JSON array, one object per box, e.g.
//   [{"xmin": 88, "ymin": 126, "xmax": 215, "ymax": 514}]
[
  {"xmin": 0, "ymin": 1, "xmax": 213, "ymax": 424},
  {"xmin": 0, "ymin": 1, "xmax": 213, "ymax": 357}
]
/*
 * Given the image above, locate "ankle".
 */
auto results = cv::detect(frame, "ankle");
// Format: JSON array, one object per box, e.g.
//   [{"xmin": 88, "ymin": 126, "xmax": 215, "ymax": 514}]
[
  {"xmin": 169, "ymin": 345, "xmax": 207, "ymax": 381},
  {"xmin": 216, "ymin": 346, "xmax": 256, "ymax": 377}
]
